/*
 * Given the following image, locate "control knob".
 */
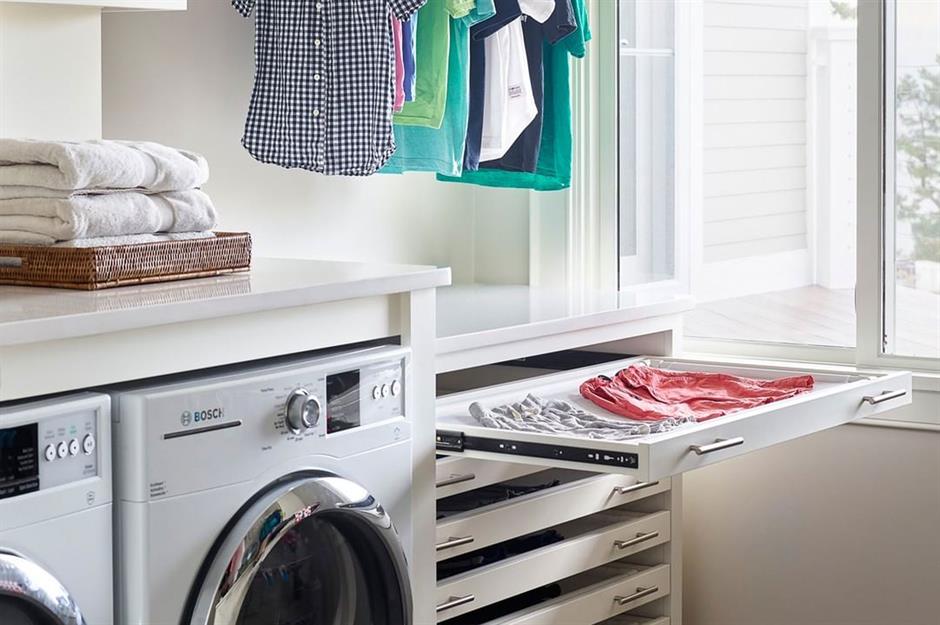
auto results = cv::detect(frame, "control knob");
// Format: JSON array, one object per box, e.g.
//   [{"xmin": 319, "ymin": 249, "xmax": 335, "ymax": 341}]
[{"xmin": 286, "ymin": 389, "xmax": 321, "ymax": 434}]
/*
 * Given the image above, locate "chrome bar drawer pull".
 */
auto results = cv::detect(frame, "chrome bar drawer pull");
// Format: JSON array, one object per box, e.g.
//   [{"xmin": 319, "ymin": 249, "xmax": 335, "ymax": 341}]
[
  {"xmin": 612, "ymin": 481, "xmax": 659, "ymax": 496},
  {"xmin": 614, "ymin": 586, "xmax": 659, "ymax": 606},
  {"xmin": 436, "ymin": 595, "xmax": 475, "ymax": 612},
  {"xmin": 862, "ymin": 389, "xmax": 907, "ymax": 405},
  {"xmin": 436, "ymin": 473, "xmax": 476, "ymax": 488},
  {"xmin": 690, "ymin": 436, "xmax": 745, "ymax": 455},
  {"xmin": 435, "ymin": 536, "xmax": 475, "ymax": 551},
  {"xmin": 614, "ymin": 531, "xmax": 660, "ymax": 550}
]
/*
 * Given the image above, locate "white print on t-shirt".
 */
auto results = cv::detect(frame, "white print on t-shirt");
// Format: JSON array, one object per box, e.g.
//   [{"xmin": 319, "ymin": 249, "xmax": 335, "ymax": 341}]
[{"xmin": 480, "ymin": 17, "xmax": 538, "ymax": 162}]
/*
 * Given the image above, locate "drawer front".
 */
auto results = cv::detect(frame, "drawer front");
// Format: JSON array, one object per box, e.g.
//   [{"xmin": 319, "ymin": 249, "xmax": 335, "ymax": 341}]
[
  {"xmin": 437, "ymin": 477, "xmax": 670, "ymax": 561},
  {"xmin": 437, "ymin": 357, "xmax": 912, "ymax": 481},
  {"xmin": 480, "ymin": 563, "xmax": 671, "ymax": 625},
  {"xmin": 436, "ymin": 456, "xmax": 545, "ymax": 498},
  {"xmin": 436, "ymin": 511, "xmax": 670, "ymax": 621},
  {"xmin": 643, "ymin": 365, "xmax": 911, "ymax": 479}
]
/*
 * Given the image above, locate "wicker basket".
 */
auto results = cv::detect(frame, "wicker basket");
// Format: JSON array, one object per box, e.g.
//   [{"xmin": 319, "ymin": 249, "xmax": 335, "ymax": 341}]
[{"xmin": 0, "ymin": 232, "xmax": 251, "ymax": 290}]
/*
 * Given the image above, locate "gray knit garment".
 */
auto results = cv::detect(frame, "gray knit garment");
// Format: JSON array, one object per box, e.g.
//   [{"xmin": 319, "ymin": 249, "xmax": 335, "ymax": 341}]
[{"xmin": 469, "ymin": 394, "xmax": 694, "ymax": 441}]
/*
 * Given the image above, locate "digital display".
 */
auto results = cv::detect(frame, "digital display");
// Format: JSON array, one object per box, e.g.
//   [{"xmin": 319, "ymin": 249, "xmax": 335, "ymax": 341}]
[
  {"xmin": 326, "ymin": 370, "xmax": 361, "ymax": 434},
  {"xmin": 0, "ymin": 424, "xmax": 40, "ymax": 500}
]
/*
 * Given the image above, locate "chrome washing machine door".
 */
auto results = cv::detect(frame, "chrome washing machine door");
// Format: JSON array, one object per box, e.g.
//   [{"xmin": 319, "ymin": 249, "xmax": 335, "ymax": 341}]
[
  {"xmin": 185, "ymin": 471, "xmax": 412, "ymax": 625},
  {"xmin": 0, "ymin": 553, "xmax": 86, "ymax": 625}
]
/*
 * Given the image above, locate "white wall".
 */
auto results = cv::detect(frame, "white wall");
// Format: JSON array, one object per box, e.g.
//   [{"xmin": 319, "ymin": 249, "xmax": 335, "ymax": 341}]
[
  {"xmin": 101, "ymin": 1, "xmax": 529, "ymax": 283},
  {"xmin": 683, "ymin": 390, "xmax": 940, "ymax": 625},
  {"xmin": 0, "ymin": 3, "xmax": 101, "ymax": 140}
]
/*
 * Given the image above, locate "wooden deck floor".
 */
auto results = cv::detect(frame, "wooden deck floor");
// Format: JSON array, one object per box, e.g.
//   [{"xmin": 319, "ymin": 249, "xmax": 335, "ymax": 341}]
[{"xmin": 686, "ymin": 285, "xmax": 940, "ymax": 358}]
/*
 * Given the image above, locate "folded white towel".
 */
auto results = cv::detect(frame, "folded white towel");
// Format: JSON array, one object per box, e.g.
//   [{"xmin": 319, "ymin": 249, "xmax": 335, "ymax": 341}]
[
  {"xmin": 0, "ymin": 139, "xmax": 210, "ymax": 192},
  {"xmin": 0, "ymin": 186, "xmax": 141, "ymax": 200},
  {"xmin": 56, "ymin": 232, "xmax": 216, "ymax": 248},
  {"xmin": 0, "ymin": 189, "xmax": 217, "ymax": 244},
  {"xmin": 0, "ymin": 231, "xmax": 216, "ymax": 247}
]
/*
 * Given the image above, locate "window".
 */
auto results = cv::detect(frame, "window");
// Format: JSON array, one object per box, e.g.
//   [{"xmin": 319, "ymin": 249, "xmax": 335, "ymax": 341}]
[
  {"xmin": 604, "ymin": 0, "xmax": 938, "ymax": 373},
  {"xmin": 682, "ymin": 0, "xmax": 859, "ymax": 349},
  {"xmin": 885, "ymin": 0, "xmax": 940, "ymax": 359}
]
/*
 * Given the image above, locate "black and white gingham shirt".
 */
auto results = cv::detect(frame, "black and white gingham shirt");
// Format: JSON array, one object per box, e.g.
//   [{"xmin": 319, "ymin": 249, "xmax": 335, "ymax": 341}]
[{"xmin": 233, "ymin": 0, "xmax": 426, "ymax": 176}]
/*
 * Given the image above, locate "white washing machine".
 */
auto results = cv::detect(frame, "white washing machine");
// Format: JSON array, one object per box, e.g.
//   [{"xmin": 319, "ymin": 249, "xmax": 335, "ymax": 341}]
[
  {"xmin": 111, "ymin": 345, "xmax": 413, "ymax": 625},
  {"xmin": 0, "ymin": 393, "xmax": 112, "ymax": 625}
]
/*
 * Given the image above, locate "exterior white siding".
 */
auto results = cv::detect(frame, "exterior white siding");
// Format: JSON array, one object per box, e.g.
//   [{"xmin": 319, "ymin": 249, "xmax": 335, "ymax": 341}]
[{"xmin": 702, "ymin": 0, "xmax": 810, "ymax": 264}]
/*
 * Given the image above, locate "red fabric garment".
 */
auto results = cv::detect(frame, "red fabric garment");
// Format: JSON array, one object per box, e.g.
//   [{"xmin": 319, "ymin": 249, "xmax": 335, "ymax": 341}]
[{"xmin": 579, "ymin": 365, "xmax": 814, "ymax": 423}]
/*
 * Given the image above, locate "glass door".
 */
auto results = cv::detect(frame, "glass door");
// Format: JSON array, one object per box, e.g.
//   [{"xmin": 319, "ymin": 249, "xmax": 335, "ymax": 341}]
[
  {"xmin": 0, "ymin": 553, "xmax": 85, "ymax": 625},
  {"xmin": 186, "ymin": 473, "xmax": 411, "ymax": 625},
  {"xmin": 618, "ymin": 0, "xmax": 679, "ymax": 288}
]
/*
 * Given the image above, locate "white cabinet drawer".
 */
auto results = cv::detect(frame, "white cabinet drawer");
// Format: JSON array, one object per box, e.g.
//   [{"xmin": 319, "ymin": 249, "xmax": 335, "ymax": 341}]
[
  {"xmin": 473, "ymin": 562, "xmax": 670, "ymax": 625},
  {"xmin": 436, "ymin": 456, "xmax": 545, "ymax": 498},
  {"xmin": 436, "ymin": 510, "xmax": 670, "ymax": 621},
  {"xmin": 602, "ymin": 617, "xmax": 669, "ymax": 625},
  {"xmin": 437, "ymin": 356, "xmax": 912, "ymax": 481},
  {"xmin": 437, "ymin": 474, "xmax": 669, "ymax": 561}
]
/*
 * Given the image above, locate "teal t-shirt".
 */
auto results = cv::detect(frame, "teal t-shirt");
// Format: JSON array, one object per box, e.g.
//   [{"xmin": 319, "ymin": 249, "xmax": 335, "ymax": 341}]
[
  {"xmin": 382, "ymin": 0, "xmax": 496, "ymax": 176},
  {"xmin": 437, "ymin": 0, "xmax": 591, "ymax": 190}
]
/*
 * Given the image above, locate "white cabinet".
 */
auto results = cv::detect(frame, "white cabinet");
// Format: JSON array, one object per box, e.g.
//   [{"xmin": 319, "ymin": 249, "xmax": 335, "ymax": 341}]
[
  {"xmin": 433, "ymin": 349, "xmax": 910, "ymax": 625},
  {"xmin": 463, "ymin": 563, "xmax": 671, "ymax": 625},
  {"xmin": 435, "ymin": 457, "xmax": 679, "ymax": 624},
  {"xmin": 436, "ymin": 472, "xmax": 670, "ymax": 562},
  {"xmin": 436, "ymin": 509, "xmax": 671, "ymax": 620}
]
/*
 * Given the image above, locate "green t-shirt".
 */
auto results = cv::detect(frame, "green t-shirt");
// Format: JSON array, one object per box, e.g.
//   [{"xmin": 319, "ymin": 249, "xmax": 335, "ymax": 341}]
[
  {"xmin": 394, "ymin": 0, "xmax": 474, "ymax": 129},
  {"xmin": 383, "ymin": 0, "xmax": 496, "ymax": 176},
  {"xmin": 437, "ymin": 0, "xmax": 591, "ymax": 190}
]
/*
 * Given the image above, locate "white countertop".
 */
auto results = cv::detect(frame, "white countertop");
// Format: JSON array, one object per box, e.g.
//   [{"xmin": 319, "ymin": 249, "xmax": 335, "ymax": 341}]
[
  {"xmin": 0, "ymin": 257, "xmax": 451, "ymax": 347},
  {"xmin": 436, "ymin": 284, "xmax": 695, "ymax": 369}
]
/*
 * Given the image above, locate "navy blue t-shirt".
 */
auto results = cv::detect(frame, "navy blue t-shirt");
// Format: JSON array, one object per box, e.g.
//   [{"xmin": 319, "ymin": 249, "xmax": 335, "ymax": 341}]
[
  {"xmin": 463, "ymin": 0, "xmax": 519, "ymax": 171},
  {"xmin": 464, "ymin": 0, "xmax": 576, "ymax": 173}
]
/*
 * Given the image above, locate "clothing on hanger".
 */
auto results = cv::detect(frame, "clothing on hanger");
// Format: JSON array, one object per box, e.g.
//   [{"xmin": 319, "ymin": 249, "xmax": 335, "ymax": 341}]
[
  {"xmin": 401, "ymin": 14, "xmax": 418, "ymax": 102},
  {"xmin": 393, "ymin": 0, "xmax": 454, "ymax": 129},
  {"xmin": 230, "ymin": 0, "xmax": 426, "ymax": 175},
  {"xmin": 478, "ymin": 16, "xmax": 538, "ymax": 162},
  {"xmin": 392, "ymin": 17, "xmax": 406, "ymax": 112},
  {"xmin": 382, "ymin": 0, "xmax": 497, "ymax": 177},
  {"xmin": 462, "ymin": 0, "xmax": 524, "ymax": 170},
  {"xmin": 466, "ymin": 0, "xmax": 576, "ymax": 173},
  {"xmin": 439, "ymin": 0, "xmax": 590, "ymax": 189},
  {"xmin": 480, "ymin": 0, "xmax": 576, "ymax": 173}
]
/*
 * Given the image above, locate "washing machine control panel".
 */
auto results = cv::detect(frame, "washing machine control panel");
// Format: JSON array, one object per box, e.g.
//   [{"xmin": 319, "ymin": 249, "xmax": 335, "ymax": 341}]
[
  {"xmin": 0, "ymin": 408, "xmax": 99, "ymax": 500},
  {"xmin": 324, "ymin": 359, "xmax": 404, "ymax": 435},
  {"xmin": 267, "ymin": 357, "xmax": 405, "ymax": 439}
]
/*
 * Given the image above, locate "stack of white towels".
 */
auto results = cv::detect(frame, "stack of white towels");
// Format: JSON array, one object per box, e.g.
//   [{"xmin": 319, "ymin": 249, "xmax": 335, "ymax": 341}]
[{"xmin": 0, "ymin": 139, "xmax": 218, "ymax": 247}]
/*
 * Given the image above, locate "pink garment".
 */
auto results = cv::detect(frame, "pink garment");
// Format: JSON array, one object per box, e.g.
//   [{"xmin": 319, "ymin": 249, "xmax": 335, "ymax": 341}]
[
  {"xmin": 580, "ymin": 365, "xmax": 814, "ymax": 423},
  {"xmin": 392, "ymin": 16, "xmax": 405, "ymax": 112}
]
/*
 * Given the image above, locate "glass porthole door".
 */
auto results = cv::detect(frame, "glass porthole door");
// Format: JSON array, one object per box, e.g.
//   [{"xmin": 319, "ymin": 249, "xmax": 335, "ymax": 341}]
[
  {"xmin": 186, "ymin": 472, "xmax": 411, "ymax": 625},
  {"xmin": 0, "ymin": 553, "xmax": 86, "ymax": 625}
]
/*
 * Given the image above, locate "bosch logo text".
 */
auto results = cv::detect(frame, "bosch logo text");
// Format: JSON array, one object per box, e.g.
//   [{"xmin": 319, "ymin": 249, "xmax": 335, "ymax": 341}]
[{"xmin": 181, "ymin": 408, "xmax": 224, "ymax": 426}]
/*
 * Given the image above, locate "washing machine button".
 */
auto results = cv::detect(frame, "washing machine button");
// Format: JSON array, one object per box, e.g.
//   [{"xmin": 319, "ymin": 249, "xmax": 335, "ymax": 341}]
[
  {"xmin": 68, "ymin": 438, "xmax": 80, "ymax": 456},
  {"xmin": 44, "ymin": 444, "xmax": 57, "ymax": 462},
  {"xmin": 57, "ymin": 441, "xmax": 69, "ymax": 459},
  {"xmin": 381, "ymin": 384, "xmax": 390, "ymax": 398},
  {"xmin": 82, "ymin": 434, "xmax": 96, "ymax": 455},
  {"xmin": 372, "ymin": 385, "xmax": 382, "ymax": 400},
  {"xmin": 390, "ymin": 380, "xmax": 401, "ymax": 397}
]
